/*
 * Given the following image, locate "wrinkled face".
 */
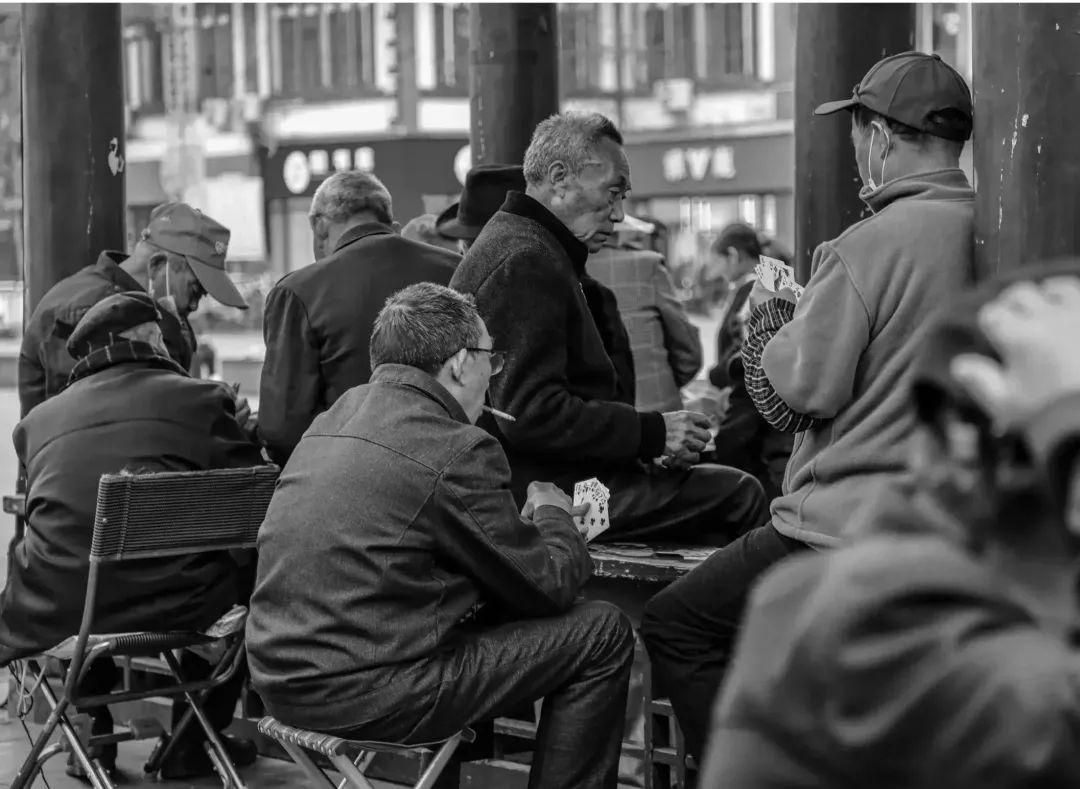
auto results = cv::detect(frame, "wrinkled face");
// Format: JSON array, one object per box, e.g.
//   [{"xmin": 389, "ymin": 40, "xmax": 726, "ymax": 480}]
[{"xmin": 548, "ymin": 137, "xmax": 631, "ymax": 253}]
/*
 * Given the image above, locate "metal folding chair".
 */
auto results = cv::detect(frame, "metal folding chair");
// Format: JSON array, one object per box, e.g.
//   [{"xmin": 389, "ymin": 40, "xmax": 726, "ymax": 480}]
[
  {"xmin": 258, "ymin": 716, "xmax": 475, "ymax": 789},
  {"xmin": 9, "ymin": 465, "xmax": 280, "ymax": 789}
]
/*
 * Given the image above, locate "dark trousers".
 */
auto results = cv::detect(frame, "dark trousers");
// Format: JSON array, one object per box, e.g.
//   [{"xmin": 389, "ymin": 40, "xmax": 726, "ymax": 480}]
[
  {"xmin": 601, "ymin": 463, "xmax": 770, "ymax": 547},
  {"xmin": 78, "ymin": 650, "xmax": 246, "ymax": 750},
  {"xmin": 327, "ymin": 601, "xmax": 636, "ymax": 789},
  {"xmin": 639, "ymin": 523, "xmax": 809, "ymax": 760}
]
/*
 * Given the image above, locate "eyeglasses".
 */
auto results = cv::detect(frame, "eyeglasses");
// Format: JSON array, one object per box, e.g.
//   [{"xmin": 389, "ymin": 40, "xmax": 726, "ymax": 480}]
[{"xmin": 464, "ymin": 347, "xmax": 505, "ymax": 375}]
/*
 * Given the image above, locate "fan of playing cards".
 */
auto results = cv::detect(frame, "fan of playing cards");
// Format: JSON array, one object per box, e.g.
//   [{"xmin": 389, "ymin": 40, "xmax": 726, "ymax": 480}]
[
  {"xmin": 573, "ymin": 478, "xmax": 611, "ymax": 542},
  {"xmin": 755, "ymin": 254, "xmax": 804, "ymax": 300}
]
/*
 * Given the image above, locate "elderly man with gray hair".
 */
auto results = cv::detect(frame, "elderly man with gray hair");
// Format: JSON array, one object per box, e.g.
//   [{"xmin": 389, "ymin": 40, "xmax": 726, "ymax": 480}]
[
  {"xmin": 259, "ymin": 170, "xmax": 459, "ymax": 464},
  {"xmin": 451, "ymin": 112, "xmax": 768, "ymax": 545}
]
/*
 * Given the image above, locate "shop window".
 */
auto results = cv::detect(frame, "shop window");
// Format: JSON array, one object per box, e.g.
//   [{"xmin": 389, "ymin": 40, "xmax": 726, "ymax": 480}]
[
  {"xmin": 124, "ymin": 21, "xmax": 164, "ymax": 111},
  {"xmin": 196, "ymin": 3, "xmax": 233, "ymax": 100},
  {"xmin": 559, "ymin": 4, "xmax": 604, "ymax": 94},
  {"xmin": 432, "ymin": 3, "xmax": 469, "ymax": 91},
  {"xmin": 274, "ymin": 3, "xmax": 380, "ymax": 97},
  {"xmin": 917, "ymin": 3, "xmax": 971, "ymax": 80},
  {"xmin": 700, "ymin": 3, "xmax": 755, "ymax": 84},
  {"xmin": 328, "ymin": 3, "xmax": 378, "ymax": 92},
  {"xmin": 243, "ymin": 3, "xmax": 259, "ymax": 95}
]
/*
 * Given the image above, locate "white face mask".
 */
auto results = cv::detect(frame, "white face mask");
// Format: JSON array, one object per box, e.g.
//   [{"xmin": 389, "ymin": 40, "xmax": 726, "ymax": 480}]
[{"xmin": 865, "ymin": 121, "xmax": 891, "ymax": 191}]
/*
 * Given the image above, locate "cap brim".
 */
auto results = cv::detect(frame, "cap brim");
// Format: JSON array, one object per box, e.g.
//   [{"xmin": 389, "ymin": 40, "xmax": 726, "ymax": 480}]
[
  {"xmin": 814, "ymin": 98, "xmax": 859, "ymax": 116},
  {"xmin": 187, "ymin": 257, "xmax": 248, "ymax": 309}
]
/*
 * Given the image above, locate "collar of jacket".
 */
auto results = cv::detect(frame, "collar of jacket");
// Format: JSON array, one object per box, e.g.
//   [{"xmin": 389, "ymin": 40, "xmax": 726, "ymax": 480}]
[
  {"xmin": 369, "ymin": 363, "xmax": 470, "ymax": 424},
  {"xmin": 334, "ymin": 221, "xmax": 396, "ymax": 253},
  {"xmin": 860, "ymin": 167, "xmax": 974, "ymax": 215},
  {"xmin": 95, "ymin": 250, "xmax": 144, "ymax": 291},
  {"xmin": 499, "ymin": 191, "xmax": 589, "ymax": 274}
]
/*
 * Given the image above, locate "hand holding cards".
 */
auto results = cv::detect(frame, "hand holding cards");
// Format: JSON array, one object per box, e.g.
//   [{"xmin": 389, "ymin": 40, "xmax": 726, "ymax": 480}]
[
  {"xmin": 755, "ymin": 254, "xmax": 804, "ymax": 301},
  {"xmin": 573, "ymin": 478, "xmax": 611, "ymax": 542}
]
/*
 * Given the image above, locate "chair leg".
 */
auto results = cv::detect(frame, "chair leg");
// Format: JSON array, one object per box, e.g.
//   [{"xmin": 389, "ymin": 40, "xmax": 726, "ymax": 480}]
[
  {"xmin": 277, "ymin": 740, "xmax": 337, "ymax": 788},
  {"xmin": 415, "ymin": 734, "xmax": 464, "ymax": 789},
  {"xmin": 159, "ymin": 650, "xmax": 247, "ymax": 789},
  {"xmin": 10, "ymin": 667, "xmax": 69, "ymax": 789},
  {"xmin": 329, "ymin": 752, "xmax": 377, "ymax": 789},
  {"xmin": 335, "ymin": 752, "xmax": 375, "ymax": 789}
]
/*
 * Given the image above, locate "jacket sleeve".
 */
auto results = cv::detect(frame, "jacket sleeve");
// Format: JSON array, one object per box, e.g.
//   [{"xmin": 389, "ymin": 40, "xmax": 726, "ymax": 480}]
[
  {"xmin": 476, "ymin": 251, "xmax": 665, "ymax": 462},
  {"xmin": 742, "ymin": 299, "xmax": 824, "ymax": 433},
  {"xmin": 433, "ymin": 431, "xmax": 593, "ymax": 617},
  {"xmin": 17, "ymin": 336, "xmax": 46, "ymax": 419},
  {"xmin": 258, "ymin": 285, "xmax": 322, "ymax": 465},
  {"xmin": 654, "ymin": 260, "xmax": 702, "ymax": 387},
  {"xmin": 1023, "ymin": 391, "xmax": 1080, "ymax": 512},
  {"xmin": 759, "ymin": 243, "xmax": 872, "ymax": 419}
]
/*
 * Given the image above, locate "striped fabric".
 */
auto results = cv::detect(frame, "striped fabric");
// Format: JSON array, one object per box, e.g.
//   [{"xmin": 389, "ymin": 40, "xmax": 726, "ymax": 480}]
[
  {"xmin": 742, "ymin": 300, "xmax": 823, "ymax": 434},
  {"xmin": 90, "ymin": 465, "xmax": 280, "ymax": 561}
]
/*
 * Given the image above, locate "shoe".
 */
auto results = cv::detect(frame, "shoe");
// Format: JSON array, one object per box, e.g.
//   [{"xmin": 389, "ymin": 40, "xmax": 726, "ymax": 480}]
[
  {"xmin": 66, "ymin": 708, "xmax": 119, "ymax": 783},
  {"xmin": 158, "ymin": 732, "xmax": 258, "ymax": 780}
]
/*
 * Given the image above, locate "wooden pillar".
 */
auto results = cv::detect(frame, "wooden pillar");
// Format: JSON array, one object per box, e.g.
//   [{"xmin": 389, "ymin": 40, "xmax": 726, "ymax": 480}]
[
  {"xmin": 469, "ymin": 3, "xmax": 559, "ymax": 166},
  {"xmin": 972, "ymin": 4, "xmax": 1080, "ymax": 279},
  {"xmin": 793, "ymin": 3, "xmax": 916, "ymax": 283},
  {"xmin": 21, "ymin": 3, "xmax": 126, "ymax": 316}
]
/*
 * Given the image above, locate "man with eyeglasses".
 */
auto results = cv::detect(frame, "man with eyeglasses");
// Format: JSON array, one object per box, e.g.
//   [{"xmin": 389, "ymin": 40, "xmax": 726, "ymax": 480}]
[{"xmin": 248, "ymin": 282, "xmax": 636, "ymax": 789}]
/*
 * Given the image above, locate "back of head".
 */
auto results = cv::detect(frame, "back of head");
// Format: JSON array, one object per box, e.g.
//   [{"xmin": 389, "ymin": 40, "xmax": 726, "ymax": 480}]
[
  {"xmin": 370, "ymin": 283, "xmax": 481, "ymax": 375},
  {"xmin": 310, "ymin": 170, "xmax": 394, "ymax": 228},
  {"xmin": 522, "ymin": 111, "xmax": 624, "ymax": 189},
  {"xmin": 66, "ymin": 291, "xmax": 165, "ymax": 361},
  {"xmin": 712, "ymin": 223, "xmax": 762, "ymax": 261}
]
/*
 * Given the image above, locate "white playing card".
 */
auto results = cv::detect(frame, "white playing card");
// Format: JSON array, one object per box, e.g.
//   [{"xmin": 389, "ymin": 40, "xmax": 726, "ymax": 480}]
[
  {"xmin": 760, "ymin": 255, "xmax": 804, "ymax": 301},
  {"xmin": 573, "ymin": 477, "xmax": 610, "ymax": 542}
]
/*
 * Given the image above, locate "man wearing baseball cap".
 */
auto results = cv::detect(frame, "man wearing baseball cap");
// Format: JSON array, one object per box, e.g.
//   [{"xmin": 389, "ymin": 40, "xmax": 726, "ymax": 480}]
[
  {"xmin": 19, "ymin": 202, "xmax": 247, "ymax": 417},
  {"xmin": 641, "ymin": 51, "xmax": 977, "ymax": 759}
]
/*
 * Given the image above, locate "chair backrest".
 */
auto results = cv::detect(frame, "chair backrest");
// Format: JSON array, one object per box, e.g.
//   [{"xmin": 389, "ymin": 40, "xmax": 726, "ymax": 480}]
[{"xmin": 90, "ymin": 465, "xmax": 281, "ymax": 563}]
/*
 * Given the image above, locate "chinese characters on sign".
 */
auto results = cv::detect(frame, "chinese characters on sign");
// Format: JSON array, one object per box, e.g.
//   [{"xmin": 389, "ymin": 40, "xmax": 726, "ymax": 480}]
[
  {"xmin": 662, "ymin": 145, "xmax": 737, "ymax": 183},
  {"xmin": 281, "ymin": 146, "xmax": 377, "ymax": 195}
]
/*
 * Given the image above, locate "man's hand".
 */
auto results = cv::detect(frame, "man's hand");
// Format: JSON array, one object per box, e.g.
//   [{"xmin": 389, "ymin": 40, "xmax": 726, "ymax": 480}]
[
  {"xmin": 951, "ymin": 277, "xmax": 1080, "ymax": 430},
  {"xmin": 661, "ymin": 410, "xmax": 712, "ymax": 460},
  {"xmin": 749, "ymin": 280, "xmax": 797, "ymax": 311},
  {"xmin": 521, "ymin": 481, "xmax": 589, "ymax": 523}
]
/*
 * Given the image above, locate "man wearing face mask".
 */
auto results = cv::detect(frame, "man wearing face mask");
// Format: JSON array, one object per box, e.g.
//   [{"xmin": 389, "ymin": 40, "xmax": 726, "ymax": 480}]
[
  {"xmin": 247, "ymin": 282, "xmax": 635, "ymax": 789},
  {"xmin": 640, "ymin": 51, "xmax": 976, "ymax": 761},
  {"xmin": 701, "ymin": 264, "xmax": 1080, "ymax": 788},
  {"xmin": 450, "ymin": 112, "xmax": 768, "ymax": 545},
  {"xmin": 19, "ymin": 202, "xmax": 248, "ymax": 418}
]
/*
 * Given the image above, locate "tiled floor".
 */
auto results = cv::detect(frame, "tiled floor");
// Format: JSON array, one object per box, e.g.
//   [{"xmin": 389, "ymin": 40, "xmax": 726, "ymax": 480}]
[{"xmin": 0, "ymin": 718, "xmax": 405, "ymax": 789}]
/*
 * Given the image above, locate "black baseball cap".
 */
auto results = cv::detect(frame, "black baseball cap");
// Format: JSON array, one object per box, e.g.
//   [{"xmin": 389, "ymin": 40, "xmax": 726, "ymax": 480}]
[{"xmin": 814, "ymin": 51, "xmax": 973, "ymax": 142}]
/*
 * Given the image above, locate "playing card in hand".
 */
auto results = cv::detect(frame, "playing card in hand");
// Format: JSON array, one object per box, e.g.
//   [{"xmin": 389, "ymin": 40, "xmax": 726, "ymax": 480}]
[
  {"xmin": 757, "ymin": 254, "xmax": 804, "ymax": 300},
  {"xmin": 573, "ymin": 478, "xmax": 611, "ymax": 542}
]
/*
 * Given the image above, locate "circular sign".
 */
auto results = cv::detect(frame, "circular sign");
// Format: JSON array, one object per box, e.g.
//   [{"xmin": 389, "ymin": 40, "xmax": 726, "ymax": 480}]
[
  {"xmin": 282, "ymin": 150, "xmax": 311, "ymax": 195},
  {"xmin": 454, "ymin": 144, "xmax": 472, "ymax": 186}
]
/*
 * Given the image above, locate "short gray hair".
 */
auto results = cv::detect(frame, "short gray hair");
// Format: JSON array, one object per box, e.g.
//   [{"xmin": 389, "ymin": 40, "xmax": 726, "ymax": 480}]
[
  {"xmin": 310, "ymin": 171, "xmax": 393, "ymax": 226},
  {"xmin": 370, "ymin": 283, "xmax": 483, "ymax": 375},
  {"xmin": 522, "ymin": 112, "xmax": 624, "ymax": 187}
]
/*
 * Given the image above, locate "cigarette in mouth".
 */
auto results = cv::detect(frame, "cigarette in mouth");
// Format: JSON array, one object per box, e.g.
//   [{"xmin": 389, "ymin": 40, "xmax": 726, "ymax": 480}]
[{"xmin": 482, "ymin": 405, "xmax": 516, "ymax": 422}]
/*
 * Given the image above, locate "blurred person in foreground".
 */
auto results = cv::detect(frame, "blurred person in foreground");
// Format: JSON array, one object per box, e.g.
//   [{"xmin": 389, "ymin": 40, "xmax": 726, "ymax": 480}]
[
  {"xmin": 450, "ymin": 112, "xmax": 768, "ymax": 545},
  {"xmin": 702, "ymin": 263, "xmax": 1080, "ymax": 788},
  {"xmin": 247, "ymin": 283, "xmax": 634, "ymax": 789},
  {"xmin": 640, "ymin": 51, "xmax": 976, "ymax": 759},
  {"xmin": 587, "ymin": 213, "xmax": 703, "ymax": 413},
  {"xmin": 1, "ymin": 293, "xmax": 264, "ymax": 780},
  {"xmin": 399, "ymin": 213, "xmax": 462, "ymax": 255},
  {"xmin": 258, "ymin": 171, "xmax": 459, "ymax": 465},
  {"xmin": 19, "ymin": 202, "xmax": 248, "ymax": 418}
]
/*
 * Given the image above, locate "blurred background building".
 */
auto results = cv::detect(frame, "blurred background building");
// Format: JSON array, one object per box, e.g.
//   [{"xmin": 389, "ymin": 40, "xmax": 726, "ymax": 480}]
[{"xmin": 0, "ymin": 2, "xmax": 975, "ymax": 332}]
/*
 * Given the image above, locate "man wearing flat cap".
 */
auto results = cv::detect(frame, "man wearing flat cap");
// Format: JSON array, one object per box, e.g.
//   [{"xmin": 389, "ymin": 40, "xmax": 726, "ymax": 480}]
[
  {"xmin": 18, "ymin": 202, "xmax": 248, "ymax": 418},
  {"xmin": 641, "ymin": 51, "xmax": 978, "ymax": 759},
  {"xmin": 0, "ymin": 292, "xmax": 265, "ymax": 780}
]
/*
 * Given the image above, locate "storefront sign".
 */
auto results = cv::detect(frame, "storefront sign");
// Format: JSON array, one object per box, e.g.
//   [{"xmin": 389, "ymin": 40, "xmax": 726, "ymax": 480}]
[
  {"xmin": 662, "ymin": 145, "xmax": 736, "ymax": 183},
  {"xmin": 264, "ymin": 137, "xmax": 468, "ymax": 203}
]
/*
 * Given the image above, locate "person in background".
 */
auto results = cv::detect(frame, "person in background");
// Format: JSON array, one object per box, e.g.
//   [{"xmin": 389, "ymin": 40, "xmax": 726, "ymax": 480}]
[
  {"xmin": 641, "ymin": 51, "xmax": 976, "ymax": 761},
  {"xmin": 450, "ymin": 111, "xmax": 767, "ymax": 546},
  {"xmin": 707, "ymin": 222, "xmax": 762, "ymax": 389},
  {"xmin": 258, "ymin": 170, "xmax": 459, "ymax": 465},
  {"xmin": 587, "ymin": 215, "xmax": 703, "ymax": 413},
  {"xmin": 19, "ymin": 202, "xmax": 247, "ymax": 418},
  {"xmin": 1, "ymin": 292, "xmax": 264, "ymax": 781},
  {"xmin": 248, "ymin": 283, "xmax": 635, "ymax": 789},
  {"xmin": 399, "ymin": 213, "xmax": 462, "ymax": 255},
  {"xmin": 703, "ymin": 263, "xmax": 1080, "ymax": 788}
]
